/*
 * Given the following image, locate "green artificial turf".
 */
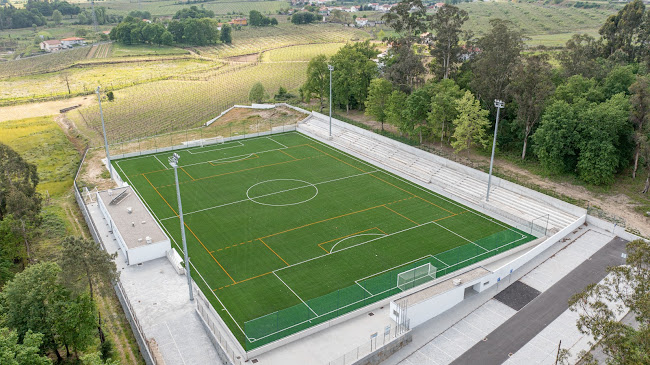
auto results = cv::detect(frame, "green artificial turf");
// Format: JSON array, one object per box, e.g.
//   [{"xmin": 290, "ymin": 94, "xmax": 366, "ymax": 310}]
[{"xmin": 113, "ymin": 132, "xmax": 536, "ymax": 350}]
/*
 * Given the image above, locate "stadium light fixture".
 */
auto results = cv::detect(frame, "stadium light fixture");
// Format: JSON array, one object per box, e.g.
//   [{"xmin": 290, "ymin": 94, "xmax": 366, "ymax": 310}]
[
  {"xmin": 328, "ymin": 64, "xmax": 334, "ymax": 138},
  {"xmin": 168, "ymin": 152, "xmax": 194, "ymax": 301},
  {"xmin": 96, "ymin": 86, "xmax": 113, "ymax": 181},
  {"xmin": 486, "ymin": 99, "xmax": 505, "ymax": 202}
]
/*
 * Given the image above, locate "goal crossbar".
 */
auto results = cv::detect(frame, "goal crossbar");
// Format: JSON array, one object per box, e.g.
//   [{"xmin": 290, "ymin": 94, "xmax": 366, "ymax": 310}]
[{"xmin": 397, "ymin": 263, "xmax": 436, "ymax": 291}]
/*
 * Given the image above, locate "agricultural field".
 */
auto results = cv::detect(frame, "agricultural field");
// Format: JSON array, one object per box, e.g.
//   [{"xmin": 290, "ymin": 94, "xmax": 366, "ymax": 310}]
[
  {"xmin": 458, "ymin": 1, "xmax": 617, "ymax": 39},
  {"xmin": 79, "ymin": 0, "xmax": 287, "ymax": 17},
  {"xmin": 109, "ymin": 43, "xmax": 190, "ymax": 57},
  {"xmin": 0, "ymin": 58, "xmax": 219, "ymax": 102},
  {"xmin": 0, "ymin": 46, "xmax": 90, "ymax": 78},
  {"xmin": 71, "ymin": 61, "xmax": 308, "ymax": 143},
  {"xmin": 86, "ymin": 42, "xmax": 113, "ymax": 59},
  {"xmin": 261, "ymin": 43, "xmax": 344, "ymax": 62},
  {"xmin": 198, "ymin": 23, "xmax": 372, "ymax": 58}
]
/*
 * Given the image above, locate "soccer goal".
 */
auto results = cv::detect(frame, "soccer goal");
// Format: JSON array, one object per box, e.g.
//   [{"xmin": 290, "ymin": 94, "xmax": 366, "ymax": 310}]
[{"xmin": 397, "ymin": 263, "xmax": 437, "ymax": 291}]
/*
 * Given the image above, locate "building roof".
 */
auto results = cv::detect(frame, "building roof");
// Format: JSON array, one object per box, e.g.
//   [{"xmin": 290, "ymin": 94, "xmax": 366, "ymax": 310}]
[
  {"xmin": 42, "ymin": 40, "xmax": 62, "ymax": 45},
  {"xmin": 61, "ymin": 37, "xmax": 85, "ymax": 41}
]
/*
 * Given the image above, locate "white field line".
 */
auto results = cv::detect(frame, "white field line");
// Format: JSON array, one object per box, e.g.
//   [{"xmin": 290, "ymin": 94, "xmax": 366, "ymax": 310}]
[
  {"xmin": 114, "ymin": 161, "xmax": 251, "ymax": 341},
  {"xmin": 154, "ymin": 155, "xmax": 169, "ymax": 170},
  {"xmin": 356, "ymin": 282, "xmax": 372, "ymax": 295},
  {"xmin": 429, "ymin": 220, "xmax": 489, "ymax": 252},
  {"xmin": 329, "ymin": 233, "xmax": 385, "ymax": 253},
  {"xmin": 209, "ymin": 153, "xmax": 255, "ymax": 164},
  {"xmin": 273, "ymin": 272, "xmax": 318, "ymax": 317},
  {"xmin": 303, "ymin": 133, "xmax": 523, "ymax": 235},
  {"xmin": 187, "ymin": 141, "xmax": 244, "ymax": 155},
  {"xmin": 266, "ymin": 136, "xmax": 288, "ymax": 148},
  {"xmin": 159, "ymin": 169, "xmax": 378, "ymax": 221}
]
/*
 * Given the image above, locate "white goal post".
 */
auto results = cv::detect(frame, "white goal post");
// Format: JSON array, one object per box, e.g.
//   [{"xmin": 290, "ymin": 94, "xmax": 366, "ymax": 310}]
[{"xmin": 397, "ymin": 263, "xmax": 437, "ymax": 291}]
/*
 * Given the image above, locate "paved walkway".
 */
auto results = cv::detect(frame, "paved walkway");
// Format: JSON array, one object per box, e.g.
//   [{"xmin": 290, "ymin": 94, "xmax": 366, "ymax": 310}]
[
  {"xmin": 451, "ymin": 236, "xmax": 627, "ymax": 365},
  {"xmin": 391, "ymin": 227, "xmax": 616, "ymax": 365},
  {"xmin": 89, "ymin": 202, "xmax": 221, "ymax": 365}
]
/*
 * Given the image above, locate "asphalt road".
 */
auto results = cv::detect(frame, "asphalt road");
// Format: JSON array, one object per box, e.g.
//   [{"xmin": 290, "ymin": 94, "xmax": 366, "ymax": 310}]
[{"xmin": 450, "ymin": 236, "xmax": 628, "ymax": 365}]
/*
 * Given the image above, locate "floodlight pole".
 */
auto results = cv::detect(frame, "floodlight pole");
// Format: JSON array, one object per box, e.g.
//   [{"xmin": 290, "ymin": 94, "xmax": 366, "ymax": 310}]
[
  {"xmin": 169, "ymin": 154, "xmax": 194, "ymax": 301},
  {"xmin": 486, "ymin": 99, "xmax": 505, "ymax": 202},
  {"xmin": 328, "ymin": 64, "xmax": 334, "ymax": 138},
  {"xmin": 96, "ymin": 86, "xmax": 113, "ymax": 181}
]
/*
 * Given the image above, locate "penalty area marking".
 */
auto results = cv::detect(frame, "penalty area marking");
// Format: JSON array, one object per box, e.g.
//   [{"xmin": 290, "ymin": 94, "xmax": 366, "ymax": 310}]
[
  {"xmin": 153, "ymin": 155, "xmax": 168, "ymax": 170},
  {"xmin": 187, "ymin": 140, "xmax": 244, "ymax": 155},
  {"xmin": 246, "ymin": 179, "xmax": 319, "ymax": 207},
  {"xmin": 329, "ymin": 233, "xmax": 386, "ymax": 253}
]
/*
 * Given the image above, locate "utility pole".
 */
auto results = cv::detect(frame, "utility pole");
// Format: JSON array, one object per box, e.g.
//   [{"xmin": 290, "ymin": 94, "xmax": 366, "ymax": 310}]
[
  {"xmin": 90, "ymin": 0, "xmax": 98, "ymax": 33},
  {"xmin": 96, "ymin": 86, "xmax": 113, "ymax": 180},
  {"xmin": 328, "ymin": 64, "xmax": 334, "ymax": 138},
  {"xmin": 486, "ymin": 99, "xmax": 505, "ymax": 202},
  {"xmin": 169, "ymin": 153, "xmax": 194, "ymax": 301}
]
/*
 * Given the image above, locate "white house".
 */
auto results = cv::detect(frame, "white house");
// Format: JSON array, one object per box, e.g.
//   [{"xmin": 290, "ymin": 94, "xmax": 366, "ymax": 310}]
[
  {"xmin": 355, "ymin": 17, "xmax": 368, "ymax": 27},
  {"xmin": 61, "ymin": 37, "xmax": 86, "ymax": 47},
  {"xmin": 40, "ymin": 40, "xmax": 63, "ymax": 52}
]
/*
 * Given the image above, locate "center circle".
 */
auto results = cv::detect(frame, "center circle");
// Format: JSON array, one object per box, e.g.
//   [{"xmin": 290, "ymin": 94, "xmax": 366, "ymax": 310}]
[{"xmin": 246, "ymin": 179, "xmax": 318, "ymax": 207}]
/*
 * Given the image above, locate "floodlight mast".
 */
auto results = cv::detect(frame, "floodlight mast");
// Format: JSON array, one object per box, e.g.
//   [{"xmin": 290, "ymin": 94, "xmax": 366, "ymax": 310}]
[
  {"xmin": 328, "ymin": 64, "xmax": 334, "ymax": 138},
  {"xmin": 486, "ymin": 99, "xmax": 505, "ymax": 202},
  {"xmin": 169, "ymin": 153, "xmax": 194, "ymax": 301},
  {"xmin": 96, "ymin": 86, "xmax": 113, "ymax": 181}
]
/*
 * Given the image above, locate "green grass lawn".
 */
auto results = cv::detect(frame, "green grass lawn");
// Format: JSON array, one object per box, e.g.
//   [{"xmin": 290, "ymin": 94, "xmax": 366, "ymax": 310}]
[{"xmin": 113, "ymin": 132, "xmax": 535, "ymax": 349}]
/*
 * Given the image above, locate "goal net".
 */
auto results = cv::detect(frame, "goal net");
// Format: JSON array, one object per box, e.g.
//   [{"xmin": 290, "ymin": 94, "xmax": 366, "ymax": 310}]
[{"xmin": 397, "ymin": 263, "xmax": 436, "ymax": 291}]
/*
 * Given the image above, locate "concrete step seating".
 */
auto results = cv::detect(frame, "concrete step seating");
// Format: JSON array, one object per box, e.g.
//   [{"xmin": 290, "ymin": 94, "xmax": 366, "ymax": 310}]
[{"xmin": 298, "ymin": 116, "xmax": 578, "ymax": 232}]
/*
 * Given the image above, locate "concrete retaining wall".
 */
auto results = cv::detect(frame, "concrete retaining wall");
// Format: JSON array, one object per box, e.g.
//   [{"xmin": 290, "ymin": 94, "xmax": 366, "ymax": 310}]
[
  {"xmin": 352, "ymin": 332, "xmax": 413, "ymax": 365},
  {"xmin": 585, "ymin": 215, "xmax": 646, "ymax": 242}
]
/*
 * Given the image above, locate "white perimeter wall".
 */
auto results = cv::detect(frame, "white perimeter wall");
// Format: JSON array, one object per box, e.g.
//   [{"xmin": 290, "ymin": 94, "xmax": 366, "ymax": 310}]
[{"xmin": 128, "ymin": 239, "xmax": 171, "ymax": 265}]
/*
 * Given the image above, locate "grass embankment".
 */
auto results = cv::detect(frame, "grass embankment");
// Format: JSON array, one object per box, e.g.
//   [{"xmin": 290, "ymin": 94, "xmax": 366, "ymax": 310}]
[{"xmin": 0, "ymin": 116, "xmax": 144, "ymax": 364}]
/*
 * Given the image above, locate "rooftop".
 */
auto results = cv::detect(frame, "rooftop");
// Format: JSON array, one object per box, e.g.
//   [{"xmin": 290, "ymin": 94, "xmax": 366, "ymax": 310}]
[{"xmin": 97, "ymin": 186, "xmax": 167, "ymax": 249}]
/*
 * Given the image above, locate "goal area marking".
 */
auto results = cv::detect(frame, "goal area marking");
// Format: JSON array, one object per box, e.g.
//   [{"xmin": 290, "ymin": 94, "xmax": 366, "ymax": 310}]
[{"xmin": 397, "ymin": 263, "xmax": 437, "ymax": 292}]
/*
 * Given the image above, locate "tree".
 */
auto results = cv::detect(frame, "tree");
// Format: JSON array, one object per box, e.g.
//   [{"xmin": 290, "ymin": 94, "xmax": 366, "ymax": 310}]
[
  {"xmin": 568, "ymin": 239, "xmax": 649, "ymax": 364},
  {"xmin": 0, "ymin": 143, "xmax": 41, "ymax": 222},
  {"xmin": 429, "ymin": 4, "xmax": 468, "ymax": 80},
  {"xmin": 553, "ymin": 75, "xmax": 605, "ymax": 104},
  {"xmin": 0, "ymin": 328, "xmax": 51, "ymax": 365},
  {"xmin": 303, "ymin": 55, "xmax": 329, "ymax": 112},
  {"xmin": 60, "ymin": 71, "xmax": 71, "ymax": 95},
  {"xmin": 52, "ymin": 293, "xmax": 97, "ymax": 356},
  {"xmin": 557, "ymin": 34, "xmax": 601, "ymax": 78},
  {"xmin": 385, "ymin": 90, "xmax": 408, "ymax": 131},
  {"xmin": 470, "ymin": 19, "xmax": 525, "ymax": 109},
  {"xmin": 630, "ymin": 76, "xmax": 650, "ymax": 179},
  {"xmin": 507, "ymin": 54, "xmax": 555, "ymax": 160},
  {"xmin": 365, "ymin": 78, "xmax": 393, "ymax": 130},
  {"xmin": 451, "ymin": 90, "xmax": 490, "ymax": 155},
  {"xmin": 603, "ymin": 65, "xmax": 635, "ymax": 99},
  {"xmin": 382, "ymin": 0, "xmax": 429, "ymax": 46},
  {"xmin": 405, "ymin": 87, "xmax": 433, "ymax": 144},
  {"xmin": 329, "ymin": 42, "xmax": 378, "ymax": 112},
  {"xmin": 249, "ymin": 82, "xmax": 265, "ymax": 103},
  {"xmin": 532, "ymin": 101, "xmax": 580, "ymax": 174},
  {"xmin": 384, "ymin": 44, "xmax": 426, "ymax": 93},
  {"xmin": 428, "ymin": 78, "xmax": 464, "ymax": 145},
  {"xmin": 599, "ymin": 0, "xmax": 646, "ymax": 61},
  {"xmin": 80, "ymin": 352, "xmax": 120, "ymax": 365},
  {"xmin": 161, "ymin": 31, "xmax": 173, "ymax": 46},
  {"xmin": 220, "ymin": 24, "xmax": 232, "ymax": 44},
  {"xmin": 52, "ymin": 9, "xmax": 62, "ymax": 25},
  {"xmin": 1, "ymin": 262, "xmax": 65, "ymax": 360},
  {"xmin": 58, "ymin": 236, "xmax": 118, "ymax": 344}
]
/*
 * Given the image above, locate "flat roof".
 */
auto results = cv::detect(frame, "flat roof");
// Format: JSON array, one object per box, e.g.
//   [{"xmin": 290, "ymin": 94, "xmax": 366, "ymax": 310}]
[
  {"xmin": 98, "ymin": 186, "xmax": 168, "ymax": 249},
  {"xmin": 395, "ymin": 267, "xmax": 490, "ymax": 307}
]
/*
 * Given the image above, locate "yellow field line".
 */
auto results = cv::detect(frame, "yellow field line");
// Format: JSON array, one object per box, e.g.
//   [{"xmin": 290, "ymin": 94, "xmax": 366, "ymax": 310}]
[
  {"xmin": 209, "ymin": 154, "xmax": 259, "ymax": 166},
  {"xmin": 259, "ymin": 238, "xmax": 290, "ymax": 266},
  {"xmin": 383, "ymin": 205, "xmax": 419, "ymax": 225},
  {"xmin": 180, "ymin": 167, "xmax": 194, "ymax": 180},
  {"xmin": 143, "ymin": 174, "xmax": 178, "ymax": 215},
  {"xmin": 278, "ymin": 149, "xmax": 297, "ymax": 160}
]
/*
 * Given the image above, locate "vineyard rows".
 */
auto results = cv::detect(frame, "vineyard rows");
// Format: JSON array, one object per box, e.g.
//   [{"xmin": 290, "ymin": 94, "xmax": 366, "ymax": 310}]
[
  {"xmin": 71, "ymin": 61, "xmax": 308, "ymax": 143},
  {"xmin": 200, "ymin": 24, "xmax": 370, "ymax": 59},
  {"xmin": 261, "ymin": 43, "xmax": 344, "ymax": 62},
  {"xmin": 0, "ymin": 47, "xmax": 90, "ymax": 79},
  {"xmin": 94, "ymin": 0, "xmax": 286, "ymax": 17}
]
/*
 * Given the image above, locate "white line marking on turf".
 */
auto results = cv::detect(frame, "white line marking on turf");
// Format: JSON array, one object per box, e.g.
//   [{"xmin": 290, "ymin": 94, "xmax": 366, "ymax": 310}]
[
  {"xmin": 329, "ymin": 233, "xmax": 385, "ymax": 253},
  {"xmin": 209, "ymin": 153, "xmax": 255, "ymax": 164},
  {"xmin": 159, "ymin": 170, "xmax": 378, "ymax": 220},
  {"xmin": 267, "ymin": 136, "xmax": 288, "ymax": 148},
  {"xmin": 429, "ymin": 220, "xmax": 488, "ymax": 252},
  {"xmin": 187, "ymin": 141, "xmax": 244, "ymax": 154},
  {"xmin": 356, "ymin": 282, "xmax": 372, "ymax": 295},
  {"xmin": 246, "ymin": 179, "xmax": 319, "ymax": 207},
  {"xmin": 273, "ymin": 272, "xmax": 318, "ymax": 317},
  {"xmin": 154, "ymin": 155, "xmax": 169, "ymax": 170}
]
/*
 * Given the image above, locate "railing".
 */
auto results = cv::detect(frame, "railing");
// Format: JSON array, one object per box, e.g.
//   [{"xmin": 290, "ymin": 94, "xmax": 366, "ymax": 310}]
[
  {"xmin": 327, "ymin": 325, "xmax": 411, "ymax": 365},
  {"xmin": 73, "ymin": 148, "xmax": 158, "ymax": 365}
]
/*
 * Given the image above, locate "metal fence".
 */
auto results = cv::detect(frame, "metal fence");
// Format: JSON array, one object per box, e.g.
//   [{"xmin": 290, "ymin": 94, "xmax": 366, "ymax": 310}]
[
  {"xmin": 327, "ymin": 324, "xmax": 411, "ymax": 365},
  {"xmin": 73, "ymin": 148, "xmax": 158, "ymax": 365}
]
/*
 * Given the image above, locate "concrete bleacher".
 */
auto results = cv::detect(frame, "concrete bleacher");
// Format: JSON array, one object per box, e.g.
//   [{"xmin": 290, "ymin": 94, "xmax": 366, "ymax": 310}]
[{"xmin": 297, "ymin": 114, "xmax": 582, "ymax": 235}]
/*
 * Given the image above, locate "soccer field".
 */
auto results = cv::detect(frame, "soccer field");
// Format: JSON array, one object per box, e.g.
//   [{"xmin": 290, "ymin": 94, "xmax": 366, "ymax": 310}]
[{"xmin": 113, "ymin": 131, "xmax": 536, "ymax": 350}]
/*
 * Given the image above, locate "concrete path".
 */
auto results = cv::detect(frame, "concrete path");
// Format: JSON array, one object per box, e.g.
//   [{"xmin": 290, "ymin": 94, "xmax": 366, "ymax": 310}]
[{"xmin": 450, "ymin": 236, "xmax": 627, "ymax": 365}]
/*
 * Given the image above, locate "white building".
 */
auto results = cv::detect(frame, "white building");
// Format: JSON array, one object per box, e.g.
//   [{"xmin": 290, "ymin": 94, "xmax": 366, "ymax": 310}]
[
  {"xmin": 40, "ymin": 40, "xmax": 63, "ymax": 52},
  {"xmin": 61, "ymin": 37, "xmax": 86, "ymax": 47},
  {"xmin": 355, "ymin": 17, "xmax": 368, "ymax": 26}
]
